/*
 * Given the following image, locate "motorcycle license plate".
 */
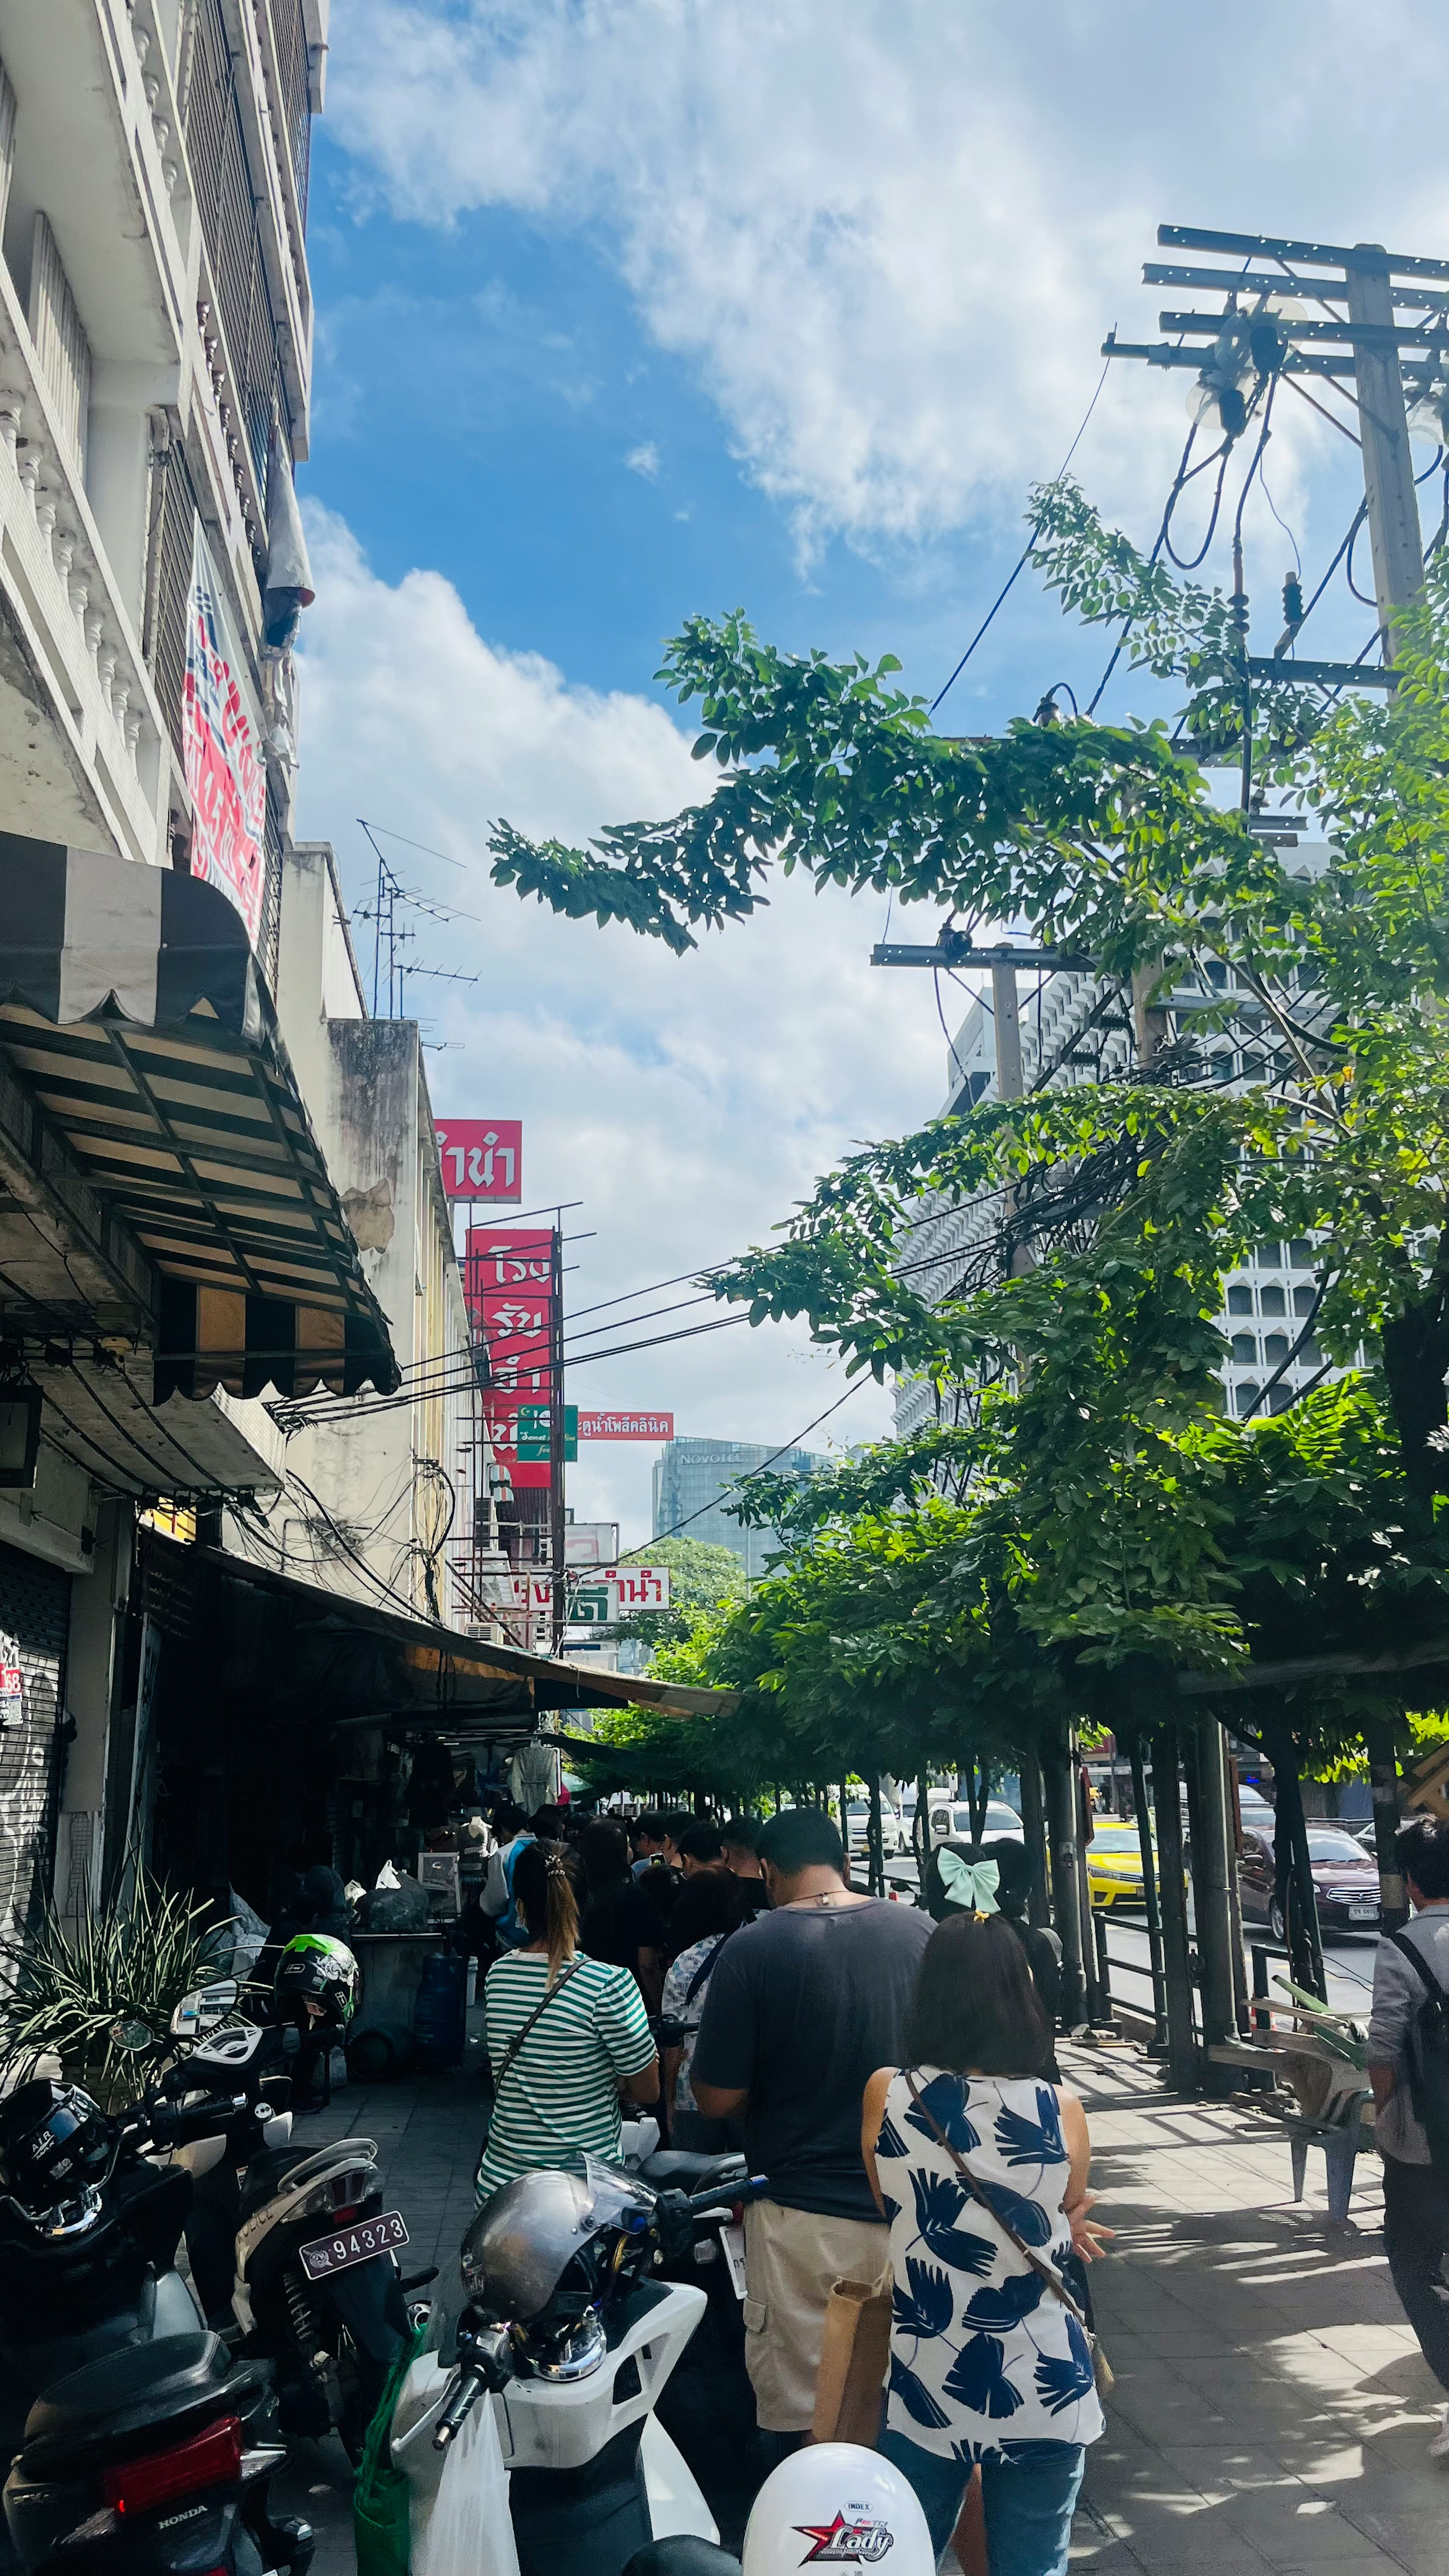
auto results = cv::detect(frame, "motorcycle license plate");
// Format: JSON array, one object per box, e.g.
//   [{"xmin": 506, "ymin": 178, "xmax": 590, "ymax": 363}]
[
  {"xmin": 299, "ymin": 2210, "xmax": 409, "ymax": 2280},
  {"xmin": 1348, "ymin": 1905, "xmax": 1378, "ymax": 1922}
]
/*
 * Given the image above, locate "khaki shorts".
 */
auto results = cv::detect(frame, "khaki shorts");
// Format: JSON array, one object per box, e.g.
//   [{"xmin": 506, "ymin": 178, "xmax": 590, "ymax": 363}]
[{"xmin": 742, "ymin": 2198, "xmax": 889, "ymax": 2433}]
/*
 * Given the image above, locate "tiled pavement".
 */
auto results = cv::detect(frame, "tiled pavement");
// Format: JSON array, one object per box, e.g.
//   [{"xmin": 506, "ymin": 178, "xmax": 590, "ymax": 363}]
[
  {"xmin": 1071, "ymin": 2042, "xmax": 1446, "ymax": 2576},
  {"xmin": 270, "ymin": 2029, "xmax": 1449, "ymax": 2573}
]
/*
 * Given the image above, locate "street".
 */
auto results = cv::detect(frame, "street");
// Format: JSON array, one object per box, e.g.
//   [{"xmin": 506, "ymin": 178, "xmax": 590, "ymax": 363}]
[{"xmin": 1101, "ymin": 1915, "xmax": 1382, "ymax": 2025}]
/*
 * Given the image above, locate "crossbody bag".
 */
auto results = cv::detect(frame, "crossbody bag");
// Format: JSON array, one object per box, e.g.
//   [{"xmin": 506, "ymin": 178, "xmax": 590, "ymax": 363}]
[
  {"xmin": 475, "ymin": 1958, "xmax": 587, "ymax": 2191},
  {"xmin": 905, "ymin": 2071, "xmax": 1114, "ymax": 2399}
]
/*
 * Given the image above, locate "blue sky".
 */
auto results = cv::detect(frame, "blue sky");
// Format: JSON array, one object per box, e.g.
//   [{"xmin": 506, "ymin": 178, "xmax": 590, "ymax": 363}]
[{"xmin": 292, "ymin": 0, "xmax": 1447, "ymax": 1546}]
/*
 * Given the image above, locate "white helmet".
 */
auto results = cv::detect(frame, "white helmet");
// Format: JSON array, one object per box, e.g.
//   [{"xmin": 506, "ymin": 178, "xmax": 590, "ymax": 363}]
[{"xmin": 742, "ymin": 2444, "xmax": 935, "ymax": 2576}]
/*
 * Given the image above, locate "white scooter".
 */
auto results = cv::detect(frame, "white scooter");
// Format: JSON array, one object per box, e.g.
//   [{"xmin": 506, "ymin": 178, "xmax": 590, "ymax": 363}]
[{"xmin": 391, "ymin": 2153, "xmax": 761, "ymax": 2576}]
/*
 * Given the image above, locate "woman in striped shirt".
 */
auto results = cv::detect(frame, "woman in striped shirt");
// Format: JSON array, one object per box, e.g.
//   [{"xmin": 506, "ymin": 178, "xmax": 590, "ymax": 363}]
[{"xmin": 475, "ymin": 1838, "xmax": 660, "ymax": 2203}]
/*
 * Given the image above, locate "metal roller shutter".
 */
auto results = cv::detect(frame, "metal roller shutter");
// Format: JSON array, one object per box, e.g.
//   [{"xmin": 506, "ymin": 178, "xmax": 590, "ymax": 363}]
[{"xmin": 0, "ymin": 1541, "xmax": 70, "ymax": 1940}]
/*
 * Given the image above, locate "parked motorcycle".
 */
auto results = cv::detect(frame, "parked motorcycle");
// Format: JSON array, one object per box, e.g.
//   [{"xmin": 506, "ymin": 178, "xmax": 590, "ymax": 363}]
[
  {"xmin": 0, "ymin": 2048, "xmax": 311, "ymax": 2573},
  {"xmin": 389, "ymin": 2150, "xmax": 766, "ymax": 2576}
]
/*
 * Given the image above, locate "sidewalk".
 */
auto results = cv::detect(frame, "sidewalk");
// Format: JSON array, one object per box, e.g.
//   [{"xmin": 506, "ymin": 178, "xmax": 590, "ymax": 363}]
[
  {"xmin": 1072, "ymin": 2043, "xmax": 1445, "ymax": 2576},
  {"xmin": 272, "ymin": 2039, "xmax": 1449, "ymax": 2573}
]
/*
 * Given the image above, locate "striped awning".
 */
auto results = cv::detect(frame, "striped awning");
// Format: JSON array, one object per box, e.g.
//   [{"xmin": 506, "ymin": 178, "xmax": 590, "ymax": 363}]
[{"xmin": 0, "ymin": 838, "xmax": 399, "ymax": 1399}]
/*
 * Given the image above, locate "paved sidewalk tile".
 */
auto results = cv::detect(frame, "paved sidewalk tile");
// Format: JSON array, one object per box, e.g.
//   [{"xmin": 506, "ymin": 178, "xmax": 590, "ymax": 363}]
[{"xmin": 1069, "ymin": 2041, "xmax": 1448, "ymax": 2576}]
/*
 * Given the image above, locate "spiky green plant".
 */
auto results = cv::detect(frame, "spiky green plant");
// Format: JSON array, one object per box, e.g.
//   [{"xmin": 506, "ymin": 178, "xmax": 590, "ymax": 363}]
[{"xmin": 0, "ymin": 1873, "xmax": 234, "ymax": 2105}]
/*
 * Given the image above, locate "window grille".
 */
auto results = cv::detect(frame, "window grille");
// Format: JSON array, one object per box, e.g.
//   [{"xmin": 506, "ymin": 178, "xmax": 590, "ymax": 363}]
[
  {"xmin": 260, "ymin": 773, "xmax": 286, "ymax": 992},
  {"xmin": 263, "ymin": 0, "xmax": 312, "ymax": 226},
  {"xmin": 146, "ymin": 438, "xmax": 201, "ymax": 766},
  {"xmin": 185, "ymin": 0, "xmax": 289, "ymax": 503},
  {"xmin": 27, "ymin": 215, "xmax": 91, "ymax": 474}
]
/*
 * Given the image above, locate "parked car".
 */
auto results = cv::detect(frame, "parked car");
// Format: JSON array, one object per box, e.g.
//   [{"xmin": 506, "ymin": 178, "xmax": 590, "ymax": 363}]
[
  {"xmin": 844, "ymin": 1798, "xmax": 904, "ymax": 1858},
  {"xmin": 1085, "ymin": 1819, "xmax": 1152, "ymax": 1909},
  {"xmin": 1238, "ymin": 1824, "xmax": 1383, "ymax": 1941},
  {"xmin": 925, "ymin": 1798, "xmax": 1024, "ymax": 1845}
]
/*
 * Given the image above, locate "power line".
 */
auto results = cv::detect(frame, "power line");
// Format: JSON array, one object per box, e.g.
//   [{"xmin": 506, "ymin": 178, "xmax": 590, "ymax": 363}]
[
  {"xmin": 622, "ymin": 1376, "xmax": 875, "ymax": 1556},
  {"xmin": 930, "ymin": 350, "xmax": 1114, "ymax": 716}
]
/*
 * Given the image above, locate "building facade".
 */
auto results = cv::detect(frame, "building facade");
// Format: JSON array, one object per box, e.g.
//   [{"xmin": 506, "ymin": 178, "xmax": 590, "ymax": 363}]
[
  {"xmin": 894, "ymin": 839, "xmax": 1338, "ymax": 1441},
  {"xmin": 652, "ymin": 1434, "xmax": 826, "ymax": 1579}
]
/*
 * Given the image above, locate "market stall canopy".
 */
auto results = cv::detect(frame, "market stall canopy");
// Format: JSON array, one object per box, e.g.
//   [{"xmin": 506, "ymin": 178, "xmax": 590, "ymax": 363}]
[
  {"xmin": 34, "ymin": 1347, "xmax": 280, "ymax": 1496},
  {"xmin": 139, "ymin": 1528, "xmax": 740, "ymax": 1736},
  {"xmin": 0, "ymin": 837, "xmax": 398, "ymax": 1401}
]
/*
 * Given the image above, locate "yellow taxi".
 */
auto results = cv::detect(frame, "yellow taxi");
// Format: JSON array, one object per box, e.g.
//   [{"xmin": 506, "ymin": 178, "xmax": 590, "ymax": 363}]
[{"xmin": 1085, "ymin": 1818, "xmax": 1150, "ymax": 1909}]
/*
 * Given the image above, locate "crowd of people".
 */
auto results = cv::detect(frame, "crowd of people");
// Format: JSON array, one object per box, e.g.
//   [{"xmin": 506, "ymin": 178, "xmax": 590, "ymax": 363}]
[{"xmin": 467, "ymin": 1795, "xmax": 1109, "ymax": 2576}]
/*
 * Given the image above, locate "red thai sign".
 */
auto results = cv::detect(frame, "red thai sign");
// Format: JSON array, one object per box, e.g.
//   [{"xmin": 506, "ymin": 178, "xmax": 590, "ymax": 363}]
[
  {"xmin": 577, "ymin": 1412, "xmax": 675, "ymax": 1441},
  {"xmin": 435, "ymin": 1120, "xmax": 522, "ymax": 1202},
  {"xmin": 472, "ymin": 1229, "xmax": 559, "ymax": 1491},
  {"xmin": 184, "ymin": 530, "xmax": 265, "ymax": 941},
  {"xmin": 477, "ymin": 1292, "xmax": 552, "ymax": 1399}
]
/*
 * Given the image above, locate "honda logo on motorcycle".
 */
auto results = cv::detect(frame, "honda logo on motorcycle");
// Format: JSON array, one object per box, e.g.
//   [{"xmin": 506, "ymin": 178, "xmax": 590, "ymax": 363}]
[{"xmin": 794, "ymin": 2510, "xmax": 896, "ymax": 2564}]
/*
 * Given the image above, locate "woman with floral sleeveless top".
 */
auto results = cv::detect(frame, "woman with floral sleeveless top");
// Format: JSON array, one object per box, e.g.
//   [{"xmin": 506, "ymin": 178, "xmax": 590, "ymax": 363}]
[{"xmin": 863, "ymin": 1913, "xmax": 1108, "ymax": 2576}]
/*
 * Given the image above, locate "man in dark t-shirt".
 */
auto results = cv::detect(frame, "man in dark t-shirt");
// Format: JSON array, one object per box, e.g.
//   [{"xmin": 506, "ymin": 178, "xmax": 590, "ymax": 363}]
[{"xmin": 692, "ymin": 1806, "xmax": 932, "ymax": 2437}]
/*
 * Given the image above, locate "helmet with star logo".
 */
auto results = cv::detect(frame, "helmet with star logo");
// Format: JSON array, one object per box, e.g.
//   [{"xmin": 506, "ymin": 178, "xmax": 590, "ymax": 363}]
[{"xmin": 742, "ymin": 2446, "xmax": 933, "ymax": 2576}]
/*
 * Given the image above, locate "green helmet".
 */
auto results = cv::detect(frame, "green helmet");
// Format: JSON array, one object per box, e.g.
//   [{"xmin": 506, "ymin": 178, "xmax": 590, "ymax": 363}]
[{"xmin": 274, "ymin": 1933, "xmax": 359, "ymax": 2033}]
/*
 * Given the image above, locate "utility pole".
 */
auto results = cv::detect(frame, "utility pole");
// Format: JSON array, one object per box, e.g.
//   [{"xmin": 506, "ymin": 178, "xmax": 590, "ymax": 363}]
[
  {"xmin": 1105, "ymin": 224, "xmax": 1447, "ymax": 686},
  {"xmin": 990, "ymin": 961, "xmax": 1024, "ymax": 1100},
  {"xmin": 549, "ymin": 1219, "xmax": 567, "ymax": 1656},
  {"xmin": 1344, "ymin": 247, "xmax": 1426, "ymax": 652}
]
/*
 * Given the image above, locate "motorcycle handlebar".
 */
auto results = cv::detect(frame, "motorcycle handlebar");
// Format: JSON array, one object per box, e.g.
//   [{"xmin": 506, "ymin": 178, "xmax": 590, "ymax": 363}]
[
  {"xmin": 683, "ymin": 2174, "xmax": 768, "ymax": 2216},
  {"xmin": 432, "ymin": 2365, "xmax": 484, "ymax": 2451}
]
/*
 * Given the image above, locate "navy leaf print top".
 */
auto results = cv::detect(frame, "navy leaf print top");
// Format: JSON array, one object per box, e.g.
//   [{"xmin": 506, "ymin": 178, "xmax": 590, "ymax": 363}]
[{"xmin": 881, "ymin": 2068, "xmax": 1104, "ymax": 2465}]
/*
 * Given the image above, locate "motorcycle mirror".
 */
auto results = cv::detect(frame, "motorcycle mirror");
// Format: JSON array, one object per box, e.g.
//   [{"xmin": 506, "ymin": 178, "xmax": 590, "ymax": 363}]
[
  {"xmin": 169, "ymin": 1978, "xmax": 240, "ymax": 2038},
  {"xmin": 110, "ymin": 2019, "xmax": 155, "ymax": 2053}
]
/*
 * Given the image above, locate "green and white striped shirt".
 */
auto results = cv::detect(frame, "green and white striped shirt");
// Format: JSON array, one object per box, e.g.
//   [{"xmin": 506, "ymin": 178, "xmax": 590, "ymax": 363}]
[{"xmin": 477, "ymin": 1949, "xmax": 656, "ymax": 2201}]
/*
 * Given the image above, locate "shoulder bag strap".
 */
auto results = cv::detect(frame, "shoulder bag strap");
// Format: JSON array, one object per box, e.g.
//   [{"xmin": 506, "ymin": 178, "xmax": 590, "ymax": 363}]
[
  {"xmin": 494, "ymin": 1957, "xmax": 585, "ymax": 2090},
  {"xmin": 1390, "ymin": 1927, "xmax": 1449, "ymax": 2004},
  {"xmin": 684, "ymin": 1929, "xmax": 733, "ymax": 2007},
  {"xmin": 904, "ymin": 2070, "xmax": 1088, "ymax": 2334}
]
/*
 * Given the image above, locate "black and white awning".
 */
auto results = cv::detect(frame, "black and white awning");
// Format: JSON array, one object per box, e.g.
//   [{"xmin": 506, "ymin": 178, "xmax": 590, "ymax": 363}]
[{"xmin": 0, "ymin": 838, "xmax": 399, "ymax": 1400}]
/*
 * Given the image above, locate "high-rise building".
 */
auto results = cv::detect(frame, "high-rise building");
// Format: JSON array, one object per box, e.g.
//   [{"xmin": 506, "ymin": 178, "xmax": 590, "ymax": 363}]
[
  {"xmin": 652, "ymin": 1435, "xmax": 827, "ymax": 1578},
  {"xmin": 894, "ymin": 838, "xmax": 1340, "ymax": 1438}
]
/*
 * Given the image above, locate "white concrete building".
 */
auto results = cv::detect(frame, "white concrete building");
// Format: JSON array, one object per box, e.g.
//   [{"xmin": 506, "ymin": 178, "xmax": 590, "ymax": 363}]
[{"xmin": 894, "ymin": 840, "xmax": 1338, "ymax": 1438}]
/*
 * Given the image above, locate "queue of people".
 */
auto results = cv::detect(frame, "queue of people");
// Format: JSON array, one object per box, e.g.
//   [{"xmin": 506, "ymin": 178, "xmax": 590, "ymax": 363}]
[{"xmin": 467, "ymin": 1793, "xmax": 1106, "ymax": 2576}]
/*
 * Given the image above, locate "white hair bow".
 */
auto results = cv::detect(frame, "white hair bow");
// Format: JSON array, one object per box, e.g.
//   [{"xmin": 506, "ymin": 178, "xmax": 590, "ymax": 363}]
[{"xmin": 937, "ymin": 1850, "xmax": 1000, "ymax": 1915}]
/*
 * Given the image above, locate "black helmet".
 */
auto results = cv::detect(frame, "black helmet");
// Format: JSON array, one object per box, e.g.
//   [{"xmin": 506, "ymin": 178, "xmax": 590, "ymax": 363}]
[
  {"xmin": 273, "ymin": 1933, "xmax": 358, "ymax": 2034},
  {"xmin": 0, "ymin": 2081, "xmax": 114, "ymax": 2228}
]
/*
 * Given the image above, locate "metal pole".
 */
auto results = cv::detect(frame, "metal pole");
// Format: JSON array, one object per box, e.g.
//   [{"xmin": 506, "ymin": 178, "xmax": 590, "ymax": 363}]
[
  {"xmin": 1364, "ymin": 1717, "xmax": 1407, "ymax": 1933},
  {"xmin": 1092, "ymin": 1913, "xmax": 1116, "ymax": 2030},
  {"xmin": 1019, "ymin": 1751, "xmax": 1050, "ymax": 1927},
  {"xmin": 1345, "ymin": 246, "xmax": 1425, "ymax": 653},
  {"xmin": 1043, "ymin": 1741, "xmax": 1086, "ymax": 2028},
  {"xmin": 549, "ymin": 1221, "xmax": 567, "ymax": 1655},
  {"xmin": 991, "ymin": 961, "xmax": 1024, "ymax": 1100},
  {"xmin": 1151, "ymin": 1723, "xmax": 1197, "ymax": 2093},
  {"xmin": 1223, "ymin": 1743, "xmax": 1252, "ymax": 2037},
  {"xmin": 1190, "ymin": 1717, "xmax": 1237, "ymax": 2066},
  {"xmin": 1251, "ymin": 1942, "xmax": 1271, "ymax": 2037},
  {"xmin": 1077, "ymin": 1753, "xmax": 1106, "ymax": 2024},
  {"xmin": 1129, "ymin": 1741, "xmax": 1169, "ymax": 2051},
  {"xmin": 868, "ymin": 1776, "xmax": 885, "ymax": 1898}
]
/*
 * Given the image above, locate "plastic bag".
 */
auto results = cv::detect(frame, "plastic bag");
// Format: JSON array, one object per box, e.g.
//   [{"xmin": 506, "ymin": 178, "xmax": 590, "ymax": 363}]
[
  {"xmin": 367, "ymin": 1865, "xmax": 430, "ymax": 1932},
  {"xmin": 352, "ymin": 2324, "xmax": 426, "ymax": 2576},
  {"xmin": 393, "ymin": 2357, "xmax": 520, "ymax": 2576}
]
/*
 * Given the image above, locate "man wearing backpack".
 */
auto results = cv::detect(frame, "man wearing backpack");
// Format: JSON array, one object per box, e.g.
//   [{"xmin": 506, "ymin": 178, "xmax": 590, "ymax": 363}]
[{"xmin": 1368, "ymin": 1815, "xmax": 1449, "ymax": 2453}]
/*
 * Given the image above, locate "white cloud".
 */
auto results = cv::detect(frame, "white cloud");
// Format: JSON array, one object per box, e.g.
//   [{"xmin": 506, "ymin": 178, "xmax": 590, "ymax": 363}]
[
  {"xmin": 295, "ymin": 508, "xmax": 940, "ymax": 1538},
  {"xmin": 625, "ymin": 441, "xmax": 660, "ymax": 479},
  {"xmin": 327, "ymin": 0, "xmax": 1449, "ymax": 552}
]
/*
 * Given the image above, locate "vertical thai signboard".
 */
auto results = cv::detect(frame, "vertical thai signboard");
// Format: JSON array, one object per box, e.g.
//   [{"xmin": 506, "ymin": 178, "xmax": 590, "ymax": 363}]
[
  {"xmin": 183, "ymin": 531, "xmax": 267, "ymax": 943},
  {"xmin": 470, "ymin": 1227, "xmax": 557, "ymax": 1493},
  {"xmin": 435, "ymin": 1121, "xmax": 523, "ymax": 1202}
]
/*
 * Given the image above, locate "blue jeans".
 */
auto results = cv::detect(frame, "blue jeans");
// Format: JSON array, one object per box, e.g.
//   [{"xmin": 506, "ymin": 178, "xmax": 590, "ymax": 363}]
[{"xmin": 878, "ymin": 2427, "xmax": 1086, "ymax": 2576}]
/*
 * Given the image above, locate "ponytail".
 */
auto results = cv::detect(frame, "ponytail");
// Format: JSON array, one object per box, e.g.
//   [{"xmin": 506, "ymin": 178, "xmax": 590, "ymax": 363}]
[{"xmin": 513, "ymin": 1837, "xmax": 581, "ymax": 1984}]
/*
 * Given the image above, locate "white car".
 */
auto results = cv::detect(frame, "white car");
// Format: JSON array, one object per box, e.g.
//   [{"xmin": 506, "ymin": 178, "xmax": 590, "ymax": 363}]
[
  {"xmin": 928, "ymin": 1799, "xmax": 1024, "ymax": 1845},
  {"xmin": 844, "ymin": 1798, "xmax": 904, "ymax": 1857}
]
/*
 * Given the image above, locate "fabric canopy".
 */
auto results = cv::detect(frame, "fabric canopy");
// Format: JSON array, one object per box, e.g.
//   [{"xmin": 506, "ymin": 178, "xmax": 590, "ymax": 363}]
[{"xmin": 0, "ymin": 838, "xmax": 398, "ymax": 1398}]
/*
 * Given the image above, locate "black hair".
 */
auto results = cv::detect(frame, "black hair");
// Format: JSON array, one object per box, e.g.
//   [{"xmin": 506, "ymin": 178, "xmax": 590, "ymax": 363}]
[
  {"xmin": 678, "ymin": 1821, "xmax": 724, "ymax": 1865},
  {"xmin": 757, "ymin": 1807, "xmax": 845, "ymax": 1879},
  {"xmin": 511, "ymin": 1839, "xmax": 583, "ymax": 1982},
  {"xmin": 632, "ymin": 1810, "xmax": 667, "ymax": 1845},
  {"xmin": 903, "ymin": 1913, "xmax": 1051, "ymax": 2078},
  {"xmin": 579, "ymin": 1818, "xmax": 631, "ymax": 1898},
  {"xmin": 662, "ymin": 1809, "xmax": 694, "ymax": 1844},
  {"xmin": 922, "ymin": 1836, "xmax": 1033, "ymax": 1923},
  {"xmin": 669, "ymin": 1867, "xmax": 745, "ymax": 1953},
  {"xmin": 492, "ymin": 1802, "xmax": 528, "ymax": 1842},
  {"xmin": 1396, "ymin": 1815, "xmax": 1449, "ymax": 1902},
  {"xmin": 721, "ymin": 1815, "xmax": 762, "ymax": 1856}
]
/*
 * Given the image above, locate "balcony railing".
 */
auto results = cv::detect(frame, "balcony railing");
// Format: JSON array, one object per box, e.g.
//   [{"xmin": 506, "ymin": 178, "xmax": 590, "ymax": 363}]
[{"xmin": 0, "ymin": 256, "xmax": 166, "ymax": 867}]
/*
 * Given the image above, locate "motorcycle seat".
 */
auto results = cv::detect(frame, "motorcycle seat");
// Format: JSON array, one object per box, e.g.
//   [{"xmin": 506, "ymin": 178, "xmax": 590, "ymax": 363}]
[
  {"xmin": 638, "ymin": 2150, "xmax": 747, "ymax": 2191},
  {"xmin": 238, "ymin": 2142, "xmax": 307, "ymax": 2221},
  {"xmin": 20, "ymin": 2331, "xmax": 259, "ymax": 2474}
]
